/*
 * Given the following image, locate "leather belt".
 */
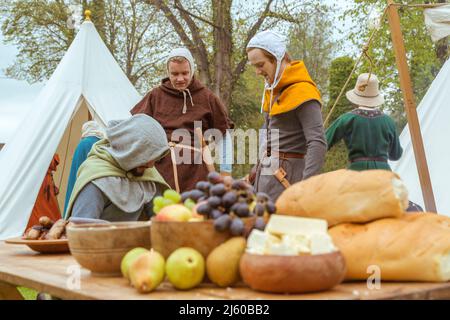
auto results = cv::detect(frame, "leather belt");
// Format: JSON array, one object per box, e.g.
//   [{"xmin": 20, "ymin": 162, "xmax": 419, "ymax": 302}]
[
  {"xmin": 350, "ymin": 157, "xmax": 387, "ymax": 163},
  {"xmin": 270, "ymin": 151, "xmax": 305, "ymax": 159}
]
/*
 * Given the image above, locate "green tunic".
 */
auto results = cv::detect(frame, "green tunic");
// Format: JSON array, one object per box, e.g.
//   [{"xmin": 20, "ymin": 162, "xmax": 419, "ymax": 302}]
[{"xmin": 326, "ymin": 108, "xmax": 403, "ymax": 171}]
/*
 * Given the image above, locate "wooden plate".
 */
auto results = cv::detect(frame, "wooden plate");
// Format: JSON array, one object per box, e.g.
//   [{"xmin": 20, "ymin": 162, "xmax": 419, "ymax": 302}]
[{"xmin": 5, "ymin": 237, "xmax": 70, "ymax": 254}]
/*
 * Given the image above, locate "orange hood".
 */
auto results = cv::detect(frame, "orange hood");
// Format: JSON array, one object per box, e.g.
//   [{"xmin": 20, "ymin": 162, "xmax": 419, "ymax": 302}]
[{"xmin": 263, "ymin": 60, "xmax": 322, "ymax": 116}]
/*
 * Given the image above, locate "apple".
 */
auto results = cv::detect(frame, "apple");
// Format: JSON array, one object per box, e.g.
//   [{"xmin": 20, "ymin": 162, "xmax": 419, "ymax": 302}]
[
  {"xmin": 129, "ymin": 250, "xmax": 165, "ymax": 293},
  {"xmin": 154, "ymin": 204, "xmax": 192, "ymax": 222},
  {"xmin": 121, "ymin": 247, "xmax": 149, "ymax": 281},
  {"xmin": 165, "ymin": 247, "xmax": 205, "ymax": 290}
]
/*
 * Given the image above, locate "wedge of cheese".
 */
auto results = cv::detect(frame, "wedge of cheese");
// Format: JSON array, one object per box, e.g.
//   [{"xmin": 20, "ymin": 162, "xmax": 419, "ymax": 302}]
[
  {"xmin": 246, "ymin": 215, "xmax": 337, "ymax": 256},
  {"xmin": 246, "ymin": 229, "xmax": 280, "ymax": 255},
  {"xmin": 266, "ymin": 215, "xmax": 328, "ymax": 236}
]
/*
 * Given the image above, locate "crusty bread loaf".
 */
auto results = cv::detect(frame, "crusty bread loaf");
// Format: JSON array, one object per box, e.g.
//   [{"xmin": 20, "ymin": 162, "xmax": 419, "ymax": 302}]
[
  {"xmin": 275, "ymin": 169, "xmax": 408, "ymax": 226},
  {"xmin": 329, "ymin": 213, "xmax": 450, "ymax": 282}
]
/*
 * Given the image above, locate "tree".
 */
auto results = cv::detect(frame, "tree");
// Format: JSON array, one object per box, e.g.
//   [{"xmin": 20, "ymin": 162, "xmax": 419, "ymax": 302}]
[
  {"xmin": 344, "ymin": 0, "xmax": 448, "ymax": 128},
  {"xmin": 322, "ymin": 56, "xmax": 357, "ymax": 173},
  {"xmin": 146, "ymin": 0, "xmax": 331, "ymax": 110},
  {"xmin": 0, "ymin": 0, "xmax": 172, "ymax": 92},
  {"xmin": 287, "ymin": 2, "xmax": 338, "ymax": 99},
  {"xmin": 0, "ymin": 0, "xmax": 76, "ymax": 81}
]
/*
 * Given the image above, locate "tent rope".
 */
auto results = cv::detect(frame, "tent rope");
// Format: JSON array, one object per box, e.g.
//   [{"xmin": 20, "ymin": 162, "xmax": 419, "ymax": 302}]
[{"xmin": 323, "ymin": 5, "xmax": 389, "ymax": 128}]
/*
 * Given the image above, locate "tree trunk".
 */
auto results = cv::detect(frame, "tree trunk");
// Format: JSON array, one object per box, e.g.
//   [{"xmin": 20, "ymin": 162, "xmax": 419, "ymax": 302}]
[{"xmin": 212, "ymin": 0, "xmax": 233, "ymax": 109}]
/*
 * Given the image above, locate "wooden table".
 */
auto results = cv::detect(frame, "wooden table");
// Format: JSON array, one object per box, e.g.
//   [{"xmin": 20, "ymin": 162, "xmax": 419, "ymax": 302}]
[{"xmin": 0, "ymin": 242, "xmax": 449, "ymax": 300}]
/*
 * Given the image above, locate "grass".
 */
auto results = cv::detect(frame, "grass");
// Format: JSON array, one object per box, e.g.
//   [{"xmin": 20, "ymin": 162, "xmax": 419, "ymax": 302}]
[{"xmin": 17, "ymin": 287, "xmax": 38, "ymax": 300}]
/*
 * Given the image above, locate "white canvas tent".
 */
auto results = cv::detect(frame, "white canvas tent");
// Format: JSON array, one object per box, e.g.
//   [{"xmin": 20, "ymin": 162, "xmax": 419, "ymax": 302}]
[
  {"xmin": 0, "ymin": 20, "xmax": 142, "ymax": 239},
  {"xmin": 390, "ymin": 57, "xmax": 450, "ymax": 217}
]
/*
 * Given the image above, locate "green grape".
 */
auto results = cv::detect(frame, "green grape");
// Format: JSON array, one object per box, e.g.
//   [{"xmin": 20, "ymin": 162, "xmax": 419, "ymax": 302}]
[
  {"xmin": 184, "ymin": 199, "xmax": 196, "ymax": 210},
  {"xmin": 153, "ymin": 196, "xmax": 165, "ymax": 208},
  {"xmin": 162, "ymin": 198, "xmax": 175, "ymax": 207},
  {"xmin": 153, "ymin": 204, "xmax": 162, "ymax": 214},
  {"xmin": 164, "ymin": 189, "xmax": 182, "ymax": 203}
]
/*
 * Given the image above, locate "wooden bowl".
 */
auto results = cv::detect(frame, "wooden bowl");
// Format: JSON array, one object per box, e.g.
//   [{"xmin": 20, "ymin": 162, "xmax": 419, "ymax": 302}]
[
  {"xmin": 151, "ymin": 217, "xmax": 255, "ymax": 259},
  {"xmin": 66, "ymin": 221, "xmax": 151, "ymax": 276},
  {"xmin": 240, "ymin": 251, "xmax": 346, "ymax": 293},
  {"xmin": 5, "ymin": 237, "xmax": 69, "ymax": 254}
]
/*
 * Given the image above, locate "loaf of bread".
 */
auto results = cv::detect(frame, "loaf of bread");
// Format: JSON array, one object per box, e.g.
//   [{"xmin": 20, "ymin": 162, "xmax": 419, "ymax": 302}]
[
  {"xmin": 329, "ymin": 213, "xmax": 450, "ymax": 282},
  {"xmin": 275, "ymin": 169, "xmax": 408, "ymax": 226}
]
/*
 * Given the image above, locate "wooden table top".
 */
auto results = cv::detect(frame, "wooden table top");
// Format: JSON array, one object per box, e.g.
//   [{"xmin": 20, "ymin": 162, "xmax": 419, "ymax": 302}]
[{"xmin": 0, "ymin": 242, "xmax": 449, "ymax": 300}]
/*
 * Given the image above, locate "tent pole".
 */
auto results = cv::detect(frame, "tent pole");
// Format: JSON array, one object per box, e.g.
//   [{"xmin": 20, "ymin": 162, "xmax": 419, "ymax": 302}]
[{"xmin": 386, "ymin": 0, "xmax": 437, "ymax": 212}]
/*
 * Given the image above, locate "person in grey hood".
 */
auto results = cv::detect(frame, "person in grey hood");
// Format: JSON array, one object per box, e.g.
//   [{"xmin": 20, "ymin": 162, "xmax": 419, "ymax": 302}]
[{"xmin": 66, "ymin": 114, "xmax": 170, "ymax": 221}]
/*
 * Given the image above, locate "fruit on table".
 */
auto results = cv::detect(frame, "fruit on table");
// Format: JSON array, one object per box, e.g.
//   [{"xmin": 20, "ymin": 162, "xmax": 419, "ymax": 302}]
[
  {"xmin": 129, "ymin": 250, "xmax": 166, "ymax": 293},
  {"xmin": 206, "ymin": 237, "xmax": 246, "ymax": 287},
  {"xmin": 213, "ymin": 214, "xmax": 231, "ymax": 231},
  {"xmin": 154, "ymin": 204, "xmax": 192, "ymax": 222},
  {"xmin": 165, "ymin": 247, "xmax": 205, "ymax": 290},
  {"xmin": 152, "ymin": 190, "xmax": 184, "ymax": 214},
  {"xmin": 160, "ymin": 175, "xmax": 277, "ymax": 230},
  {"xmin": 230, "ymin": 218, "xmax": 245, "ymax": 236},
  {"xmin": 180, "ymin": 176, "xmax": 277, "ymax": 232},
  {"xmin": 163, "ymin": 189, "xmax": 182, "ymax": 203},
  {"xmin": 184, "ymin": 198, "xmax": 196, "ymax": 210},
  {"xmin": 121, "ymin": 247, "xmax": 149, "ymax": 280}
]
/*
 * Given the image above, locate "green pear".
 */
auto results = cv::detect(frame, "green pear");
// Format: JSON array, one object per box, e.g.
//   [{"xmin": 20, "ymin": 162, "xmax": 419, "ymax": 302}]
[
  {"xmin": 129, "ymin": 250, "xmax": 165, "ymax": 293},
  {"xmin": 165, "ymin": 247, "xmax": 205, "ymax": 290},
  {"xmin": 121, "ymin": 247, "xmax": 149, "ymax": 281},
  {"xmin": 206, "ymin": 237, "xmax": 246, "ymax": 287}
]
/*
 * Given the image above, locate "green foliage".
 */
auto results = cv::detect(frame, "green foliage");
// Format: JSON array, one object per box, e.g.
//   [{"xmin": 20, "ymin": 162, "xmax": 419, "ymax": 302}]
[
  {"xmin": 17, "ymin": 286, "xmax": 38, "ymax": 300},
  {"xmin": 0, "ymin": 0, "xmax": 75, "ymax": 82},
  {"xmin": 324, "ymin": 56, "xmax": 357, "ymax": 124},
  {"xmin": 0, "ymin": 0, "xmax": 173, "ymax": 92},
  {"xmin": 229, "ymin": 67, "xmax": 264, "ymax": 178},
  {"xmin": 344, "ymin": 0, "xmax": 448, "ymax": 128},
  {"xmin": 322, "ymin": 56, "xmax": 357, "ymax": 172},
  {"xmin": 287, "ymin": 2, "xmax": 338, "ymax": 99}
]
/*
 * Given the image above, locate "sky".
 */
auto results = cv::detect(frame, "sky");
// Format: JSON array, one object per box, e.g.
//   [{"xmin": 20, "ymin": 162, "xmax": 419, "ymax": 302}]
[{"xmin": 0, "ymin": 0, "xmax": 355, "ymax": 143}]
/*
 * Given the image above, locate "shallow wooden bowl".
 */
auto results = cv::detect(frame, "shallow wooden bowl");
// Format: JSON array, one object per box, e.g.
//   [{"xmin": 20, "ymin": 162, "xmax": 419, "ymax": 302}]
[
  {"xmin": 5, "ymin": 238, "xmax": 69, "ymax": 254},
  {"xmin": 240, "ymin": 251, "xmax": 346, "ymax": 293},
  {"xmin": 151, "ymin": 217, "xmax": 255, "ymax": 259},
  {"xmin": 66, "ymin": 221, "xmax": 151, "ymax": 276}
]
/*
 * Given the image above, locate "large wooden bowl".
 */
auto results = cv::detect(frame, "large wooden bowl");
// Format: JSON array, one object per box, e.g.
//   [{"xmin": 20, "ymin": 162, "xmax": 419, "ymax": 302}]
[
  {"xmin": 151, "ymin": 217, "xmax": 255, "ymax": 259},
  {"xmin": 240, "ymin": 251, "xmax": 346, "ymax": 293},
  {"xmin": 66, "ymin": 221, "xmax": 151, "ymax": 276}
]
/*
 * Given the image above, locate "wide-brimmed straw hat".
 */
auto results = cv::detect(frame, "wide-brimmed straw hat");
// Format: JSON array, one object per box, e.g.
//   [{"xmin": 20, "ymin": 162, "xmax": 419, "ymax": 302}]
[{"xmin": 346, "ymin": 73, "xmax": 384, "ymax": 107}]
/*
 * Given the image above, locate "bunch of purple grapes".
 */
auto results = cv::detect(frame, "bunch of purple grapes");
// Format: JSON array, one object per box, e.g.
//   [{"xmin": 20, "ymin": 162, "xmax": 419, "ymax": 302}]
[{"xmin": 181, "ymin": 172, "xmax": 276, "ymax": 236}]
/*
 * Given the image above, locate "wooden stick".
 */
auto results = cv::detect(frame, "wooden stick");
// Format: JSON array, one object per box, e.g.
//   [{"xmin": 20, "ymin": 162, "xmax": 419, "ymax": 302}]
[
  {"xmin": 194, "ymin": 127, "xmax": 216, "ymax": 172},
  {"xmin": 386, "ymin": 0, "xmax": 437, "ymax": 213},
  {"xmin": 392, "ymin": 3, "xmax": 448, "ymax": 9}
]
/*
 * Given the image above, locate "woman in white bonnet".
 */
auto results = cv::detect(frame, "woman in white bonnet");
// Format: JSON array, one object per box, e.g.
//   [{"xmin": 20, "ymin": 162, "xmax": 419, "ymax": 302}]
[{"xmin": 246, "ymin": 30, "xmax": 327, "ymax": 201}]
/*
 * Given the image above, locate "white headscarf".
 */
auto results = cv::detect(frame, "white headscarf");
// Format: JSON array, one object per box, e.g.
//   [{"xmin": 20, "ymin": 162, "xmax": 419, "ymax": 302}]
[
  {"xmin": 81, "ymin": 120, "xmax": 105, "ymax": 139},
  {"xmin": 247, "ymin": 30, "xmax": 287, "ymax": 113},
  {"xmin": 166, "ymin": 47, "xmax": 196, "ymax": 114}
]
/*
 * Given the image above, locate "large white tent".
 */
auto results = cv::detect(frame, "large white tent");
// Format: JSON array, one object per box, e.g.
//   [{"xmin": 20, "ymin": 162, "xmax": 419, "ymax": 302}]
[
  {"xmin": 391, "ymin": 57, "xmax": 450, "ymax": 217},
  {"xmin": 0, "ymin": 20, "xmax": 142, "ymax": 239}
]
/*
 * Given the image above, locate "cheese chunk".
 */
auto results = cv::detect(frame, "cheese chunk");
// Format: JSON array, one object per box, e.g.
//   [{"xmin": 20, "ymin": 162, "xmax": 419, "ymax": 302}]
[
  {"xmin": 266, "ymin": 215, "xmax": 328, "ymax": 237},
  {"xmin": 267, "ymin": 242, "xmax": 298, "ymax": 256},
  {"xmin": 281, "ymin": 234, "xmax": 311, "ymax": 254},
  {"xmin": 246, "ymin": 229, "xmax": 280, "ymax": 254},
  {"xmin": 310, "ymin": 233, "xmax": 336, "ymax": 255}
]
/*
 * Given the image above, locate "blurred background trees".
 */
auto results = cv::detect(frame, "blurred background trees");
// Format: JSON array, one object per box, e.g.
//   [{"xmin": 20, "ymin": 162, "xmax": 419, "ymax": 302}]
[{"xmin": 1, "ymin": 0, "xmax": 448, "ymax": 177}]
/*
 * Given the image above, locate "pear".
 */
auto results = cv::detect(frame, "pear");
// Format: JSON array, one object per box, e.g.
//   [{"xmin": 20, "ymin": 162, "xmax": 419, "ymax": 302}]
[
  {"xmin": 129, "ymin": 250, "xmax": 165, "ymax": 293},
  {"xmin": 206, "ymin": 237, "xmax": 246, "ymax": 287},
  {"xmin": 121, "ymin": 247, "xmax": 149, "ymax": 281}
]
